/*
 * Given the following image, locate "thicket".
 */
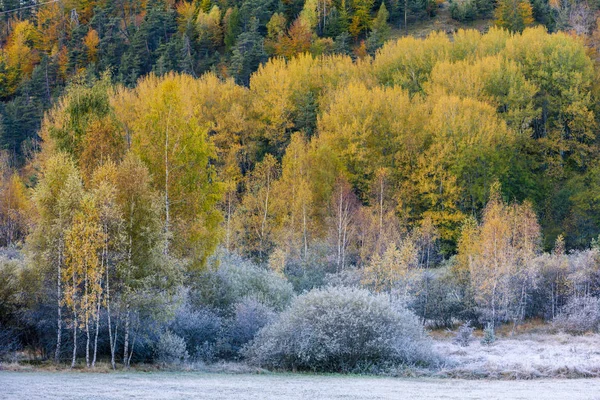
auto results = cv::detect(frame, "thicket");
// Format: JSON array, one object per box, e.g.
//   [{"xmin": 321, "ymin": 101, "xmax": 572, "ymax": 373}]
[
  {"xmin": 243, "ymin": 287, "xmax": 437, "ymax": 372},
  {"xmin": 553, "ymin": 296, "xmax": 600, "ymax": 334},
  {"xmin": 1, "ymin": 27, "xmax": 600, "ymax": 370}
]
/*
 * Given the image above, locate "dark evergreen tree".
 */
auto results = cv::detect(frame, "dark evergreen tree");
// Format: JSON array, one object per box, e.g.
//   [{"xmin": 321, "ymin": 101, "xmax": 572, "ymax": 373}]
[
  {"xmin": 225, "ymin": 7, "xmax": 243, "ymax": 51},
  {"xmin": 119, "ymin": 1, "xmax": 178, "ymax": 86},
  {"xmin": 230, "ymin": 18, "xmax": 267, "ymax": 85}
]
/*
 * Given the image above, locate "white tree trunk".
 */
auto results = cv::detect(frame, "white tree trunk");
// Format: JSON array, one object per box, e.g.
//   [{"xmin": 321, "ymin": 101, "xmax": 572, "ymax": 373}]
[
  {"xmin": 92, "ymin": 297, "xmax": 100, "ymax": 368},
  {"xmin": 226, "ymin": 191, "xmax": 232, "ymax": 251},
  {"xmin": 106, "ymin": 262, "xmax": 116, "ymax": 370},
  {"xmin": 164, "ymin": 107, "xmax": 172, "ymax": 256},
  {"xmin": 85, "ymin": 272, "xmax": 90, "ymax": 368},
  {"xmin": 55, "ymin": 237, "xmax": 63, "ymax": 363},
  {"xmin": 123, "ymin": 306, "xmax": 130, "ymax": 367},
  {"xmin": 302, "ymin": 202, "xmax": 308, "ymax": 259},
  {"xmin": 71, "ymin": 266, "xmax": 77, "ymax": 369},
  {"xmin": 260, "ymin": 172, "xmax": 271, "ymax": 260},
  {"xmin": 71, "ymin": 312, "xmax": 77, "ymax": 369}
]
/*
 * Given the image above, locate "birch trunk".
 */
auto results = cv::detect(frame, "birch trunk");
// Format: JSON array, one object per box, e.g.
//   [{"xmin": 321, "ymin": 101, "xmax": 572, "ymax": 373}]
[
  {"xmin": 226, "ymin": 191, "xmax": 232, "ymax": 251},
  {"xmin": 55, "ymin": 236, "xmax": 63, "ymax": 363},
  {"xmin": 107, "ymin": 262, "xmax": 116, "ymax": 370},
  {"xmin": 259, "ymin": 173, "xmax": 271, "ymax": 260},
  {"xmin": 92, "ymin": 297, "xmax": 100, "ymax": 367},
  {"xmin": 123, "ymin": 306, "xmax": 130, "ymax": 367},
  {"xmin": 164, "ymin": 107, "xmax": 172, "ymax": 256},
  {"xmin": 85, "ymin": 318, "xmax": 90, "ymax": 368},
  {"xmin": 302, "ymin": 202, "xmax": 308, "ymax": 259},
  {"xmin": 337, "ymin": 190, "xmax": 343, "ymax": 271},
  {"xmin": 85, "ymin": 272, "xmax": 90, "ymax": 368},
  {"xmin": 71, "ymin": 311, "xmax": 77, "ymax": 368},
  {"xmin": 71, "ymin": 265, "xmax": 77, "ymax": 369}
]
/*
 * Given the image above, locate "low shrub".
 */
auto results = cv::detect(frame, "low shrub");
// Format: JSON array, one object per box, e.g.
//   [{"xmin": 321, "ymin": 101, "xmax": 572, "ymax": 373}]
[
  {"xmin": 454, "ymin": 322, "xmax": 474, "ymax": 347},
  {"xmin": 243, "ymin": 286, "xmax": 438, "ymax": 372},
  {"xmin": 193, "ymin": 251, "xmax": 294, "ymax": 312},
  {"xmin": 324, "ymin": 268, "xmax": 363, "ymax": 288},
  {"xmin": 409, "ymin": 268, "xmax": 475, "ymax": 328},
  {"xmin": 480, "ymin": 322, "xmax": 496, "ymax": 346},
  {"xmin": 553, "ymin": 296, "xmax": 600, "ymax": 334},
  {"xmin": 155, "ymin": 331, "xmax": 189, "ymax": 365},
  {"xmin": 284, "ymin": 243, "xmax": 332, "ymax": 292},
  {"xmin": 169, "ymin": 301, "xmax": 222, "ymax": 360},
  {"xmin": 226, "ymin": 297, "xmax": 275, "ymax": 356}
]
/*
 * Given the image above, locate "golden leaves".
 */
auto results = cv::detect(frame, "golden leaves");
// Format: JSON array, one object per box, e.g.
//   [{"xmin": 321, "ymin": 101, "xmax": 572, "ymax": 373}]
[{"xmin": 83, "ymin": 29, "xmax": 100, "ymax": 62}]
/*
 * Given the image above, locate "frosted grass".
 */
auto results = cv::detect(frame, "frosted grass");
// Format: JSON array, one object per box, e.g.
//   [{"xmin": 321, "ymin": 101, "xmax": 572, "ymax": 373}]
[{"xmin": 2, "ymin": 371, "xmax": 600, "ymax": 400}]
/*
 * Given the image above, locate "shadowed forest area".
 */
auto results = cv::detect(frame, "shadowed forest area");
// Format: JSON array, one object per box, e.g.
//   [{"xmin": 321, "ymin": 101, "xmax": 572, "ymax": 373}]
[{"xmin": 2, "ymin": 0, "xmax": 600, "ymax": 377}]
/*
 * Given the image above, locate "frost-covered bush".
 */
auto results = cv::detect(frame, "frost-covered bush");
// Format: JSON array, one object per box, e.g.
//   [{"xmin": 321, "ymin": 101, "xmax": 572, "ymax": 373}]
[
  {"xmin": 409, "ymin": 268, "xmax": 475, "ymax": 328},
  {"xmin": 324, "ymin": 268, "xmax": 363, "ymax": 288},
  {"xmin": 194, "ymin": 251, "xmax": 294, "ymax": 312},
  {"xmin": 170, "ymin": 296, "xmax": 277, "ymax": 361},
  {"xmin": 169, "ymin": 301, "xmax": 222, "ymax": 359},
  {"xmin": 554, "ymin": 296, "xmax": 600, "ymax": 334},
  {"xmin": 243, "ymin": 287, "xmax": 438, "ymax": 372},
  {"xmin": 225, "ymin": 297, "xmax": 276, "ymax": 356},
  {"xmin": 284, "ymin": 242, "xmax": 332, "ymax": 292},
  {"xmin": 454, "ymin": 322, "xmax": 474, "ymax": 347},
  {"xmin": 155, "ymin": 331, "xmax": 189, "ymax": 365},
  {"xmin": 481, "ymin": 322, "xmax": 496, "ymax": 346}
]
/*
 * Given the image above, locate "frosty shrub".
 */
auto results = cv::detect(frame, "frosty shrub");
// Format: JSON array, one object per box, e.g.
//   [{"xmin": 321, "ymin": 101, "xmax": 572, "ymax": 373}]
[
  {"xmin": 0, "ymin": 324, "xmax": 19, "ymax": 361},
  {"xmin": 243, "ymin": 287, "xmax": 438, "ymax": 372},
  {"xmin": 227, "ymin": 297, "xmax": 275, "ymax": 355},
  {"xmin": 409, "ymin": 268, "xmax": 474, "ymax": 328},
  {"xmin": 169, "ymin": 302, "xmax": 222, "ymax": 360},
  {"xmin": 480, "ymin": 322, "xmax": 496, "ymax": 346},
  {"xmin": 553, "ymin": 296, "xmax": 600, "ymax": 334},
  {"xmin": 195, "ymin": 341, "xmax": 217, "ymax": 363},
  {"xmin": 194, "ymin": 251, "xmax": 294, "ymax": 312},
  {"xmin": 324, "ymin": 268, "xmax": 363, "ymax": 288},
  {"xmin": 454, "ymin": 322, "xmax": 474, "ymax": 347},
  {"xmin": 155, "ymin": 331, "xmax": 189, "ymax": 365},
  {"xmin": 284, "ymin": 242, "xmax": 332, "ymax": 292}
]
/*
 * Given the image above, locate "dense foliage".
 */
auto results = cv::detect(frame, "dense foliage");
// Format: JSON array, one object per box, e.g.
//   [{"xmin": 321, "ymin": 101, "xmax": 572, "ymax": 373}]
[
  {"xmin": 0, "ymin": 0, "xmax": 436, "ymax": 164},
  {"xmin": 3, "ymin": 12, "xmax": 600, "ymax": 370},
  {"xmin": 243, "ymin": 286, "xmax": 436, "ymax": 371},
  {"xmin": 3, "ymin": 0, "xmax": 600, "ymax": 167}
]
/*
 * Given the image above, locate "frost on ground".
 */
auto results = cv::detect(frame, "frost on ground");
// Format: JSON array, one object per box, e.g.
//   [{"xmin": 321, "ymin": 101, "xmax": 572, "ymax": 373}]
[
  {"xmin": 2, "ymin": 371, "xmax": 600, "ymax": 400},
  {"xmin": 3, "ymin": 334, "xmax": 600, "ymax": 399},
  {"xmin": 435, "ymin": 333, "xmax": 600, "ymax": 379}
]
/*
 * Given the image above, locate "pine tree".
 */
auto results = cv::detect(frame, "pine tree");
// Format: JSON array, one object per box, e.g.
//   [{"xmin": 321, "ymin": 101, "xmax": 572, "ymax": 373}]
[
  {"xmin": 495, "ymin": 0, "xmax": 534, "ymax": 32},
  {"xmin": 366, "ymin": 2, "xmax": 391, "ymax": 54},
  {"xmin": 230, "ymin": 18, "xmax": 267, "ymax": 85}
]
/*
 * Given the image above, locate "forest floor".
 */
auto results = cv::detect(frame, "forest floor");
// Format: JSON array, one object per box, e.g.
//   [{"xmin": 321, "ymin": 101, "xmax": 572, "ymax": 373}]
[{"xmin": 2, "ymin": 370, "xmax": 600, "ymax": 399}]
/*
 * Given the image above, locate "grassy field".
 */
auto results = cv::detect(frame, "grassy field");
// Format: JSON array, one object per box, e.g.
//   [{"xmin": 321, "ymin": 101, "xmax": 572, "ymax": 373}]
[
  {"xmin": 2, "ymin": 331, "xmax": 600, "ymax": 398},
  {"xmin": 2, "ymin": 371, "xmax": 600, "ymax": 400},
  {"xmin": 434, "ymin": 332, "xmax": 600, "ymax": 379}
]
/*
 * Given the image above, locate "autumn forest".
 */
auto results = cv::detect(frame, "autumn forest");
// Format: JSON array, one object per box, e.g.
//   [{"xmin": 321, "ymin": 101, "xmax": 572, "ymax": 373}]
[{"xmin": 2, "ymin": 0, "xmax": 600, "ymax": 375}]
